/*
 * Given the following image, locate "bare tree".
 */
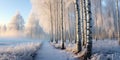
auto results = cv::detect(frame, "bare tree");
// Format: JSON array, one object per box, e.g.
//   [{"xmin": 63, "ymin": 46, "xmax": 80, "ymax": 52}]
[
  {"xmin": 61, "ymin": 0, "xmax": 65, "ymax": 49},
  {"xmin": 75, "ymin": 0, "xmax": 82, "ymax": 52}
]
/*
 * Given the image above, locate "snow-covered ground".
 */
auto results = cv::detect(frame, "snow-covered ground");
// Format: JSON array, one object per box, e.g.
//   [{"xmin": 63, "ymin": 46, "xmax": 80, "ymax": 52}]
[
  {"xmin": 0, "ymin": 37, "xmax": 120, "ymax": 60},
  {"xmin": 0, "ymin": 37, "xmax": 41, "ymax": 60},
  {"xmin": 91, "ymin": 39, "xmax": 120, "ymax": 60},
  {"xmin": 35, "ymin": 40, "xmax": 79, "ymax": 60},
  {"xmin": 51, "ymin": 39, "xmax": 120, "ymax": 60}
]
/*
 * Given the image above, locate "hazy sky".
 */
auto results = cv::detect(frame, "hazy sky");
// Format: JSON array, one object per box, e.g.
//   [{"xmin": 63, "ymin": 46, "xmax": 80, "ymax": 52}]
[{"xmin": 0, "ymin": 0, "xmax": 31, "ymax": 24}]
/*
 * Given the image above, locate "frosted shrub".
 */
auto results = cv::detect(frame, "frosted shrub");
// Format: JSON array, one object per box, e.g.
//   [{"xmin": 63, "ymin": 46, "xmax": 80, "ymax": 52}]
[{"xmin": 0, "ymin": 42, "xmax": 41, "ymax": 60}]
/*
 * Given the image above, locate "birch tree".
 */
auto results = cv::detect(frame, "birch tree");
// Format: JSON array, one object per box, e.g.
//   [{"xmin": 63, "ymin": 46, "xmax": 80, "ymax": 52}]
[
  {"xmin": 61, "ymin": 0, "xmax": 65, "ymax": 49},
  {"xmin": 75, "ymin": 0, "xmax": 82, "ymax": 52},
  {"xmin": 85, "ymin": 0, "xmax": 92, "ymax": 59}
]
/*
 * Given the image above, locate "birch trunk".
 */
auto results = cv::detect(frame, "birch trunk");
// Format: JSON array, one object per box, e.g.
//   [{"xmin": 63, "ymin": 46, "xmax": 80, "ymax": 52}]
[
  {"xmin": 75, "ymin": 0, "xmax": 82, "ymax": 52},
  {"xmin": 61, "ymin": 0, "xmax": 65, "ymax": 49},
  {"xmin": 85, "ymin": 0, "xmax": 92, "ymax": 59}
]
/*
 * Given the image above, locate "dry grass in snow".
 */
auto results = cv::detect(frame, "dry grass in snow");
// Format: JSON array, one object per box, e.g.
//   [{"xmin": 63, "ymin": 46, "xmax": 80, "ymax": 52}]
[{"xmin": 0, "ymin": 42, "xmax": 41, "ymax": 60}]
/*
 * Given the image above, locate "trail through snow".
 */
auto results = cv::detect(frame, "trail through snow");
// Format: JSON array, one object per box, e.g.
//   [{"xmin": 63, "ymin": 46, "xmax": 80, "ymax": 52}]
[{"xmin": 35, "ymin": 40, "xmax": 78, "ymax": 60}]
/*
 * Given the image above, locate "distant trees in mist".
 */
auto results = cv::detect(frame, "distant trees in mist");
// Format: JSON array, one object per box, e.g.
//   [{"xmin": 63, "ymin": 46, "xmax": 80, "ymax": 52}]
[
  {"xmin": 0, "ymin": 11, "xmax": 44, "ymax": 38},
  {"xmin": 8, "ymin": 11, "xmax": 24, "ymax": 31},
  {"xmin": 25, "ymin": 13, "xmax": 44, "ymax": 38}
]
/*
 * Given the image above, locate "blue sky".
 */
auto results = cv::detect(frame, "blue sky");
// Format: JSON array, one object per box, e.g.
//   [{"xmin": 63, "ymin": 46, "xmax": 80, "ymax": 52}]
[{"xmin": 0, "ymin": 0, "xmax": 31, "ymax": 24}]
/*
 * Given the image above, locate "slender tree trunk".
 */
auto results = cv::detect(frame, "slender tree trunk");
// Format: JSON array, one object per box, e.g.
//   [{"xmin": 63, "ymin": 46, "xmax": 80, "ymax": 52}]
[
  {"xmin": 94, "ymin": 2, "xmax": 98, "ymax": 40},
  {"xmin": 85, "ymin": 0, "xmax": 92, "ymax": 59},
  {"xmin": 116, "ymin": 0, "xmax": 120, "ymax": 44},
  {"xmin": 75, "ymin": 0, "xmax": 82, "ymax": 52},
  {"xmin": 80, "ymin": 0, "xmax": 84, "ymax": 47},
  {"xmin": 54, "ymin": 0, "xmax": 57, "ymax": 43},
  {"xmin": 58, "ymin": 0, "xmax": 61, "ymax": 42},
  {"xmin": 63, "ymin": 1, "xmax": 67, "ymax": 43},
  {"xmin": 61, "ymin": 0, "xmax": 65, "ymax": 49},
  {"xmin": 56, "ymin": 0, "xmax": 59, "ymax": 43},
  {"xmin": 68, "ymin": 8, "xmax": 72, "ymax": 43},
  {"xmin": 83, "ymin": 0, "xmax": 87, "ymax": 47},
  {"xmin": 100, "ymin": 0, "xmax": 104, "ymax": 39},
  {"xmin": 74, "ymin": 2, "xmax": 77, "ymax": 43},
  {"xmin": 49, "ymin": 0, "xmax": 53, "ymax": 42},
  {"xmin": 64, "ymin": 19, "xmax": 66, "ymax": 43}
]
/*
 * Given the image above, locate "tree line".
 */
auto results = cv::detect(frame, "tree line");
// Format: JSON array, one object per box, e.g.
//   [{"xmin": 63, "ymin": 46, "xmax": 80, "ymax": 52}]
[{"xmin": 0, "ymin": 11, "xmax": 44, "ymax": 38}]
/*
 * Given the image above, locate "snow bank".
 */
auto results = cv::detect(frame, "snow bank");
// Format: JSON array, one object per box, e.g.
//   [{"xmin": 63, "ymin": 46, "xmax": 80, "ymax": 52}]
[{"xmin": 0, "ymin": 42, "xmax": 41, "ymax": 60}]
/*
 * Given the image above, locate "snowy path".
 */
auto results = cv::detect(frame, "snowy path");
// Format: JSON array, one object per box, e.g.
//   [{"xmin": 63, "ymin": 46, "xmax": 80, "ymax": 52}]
[{"xmin": 34, "ymin": 41, "xmax": 77, "ymax": 60}]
